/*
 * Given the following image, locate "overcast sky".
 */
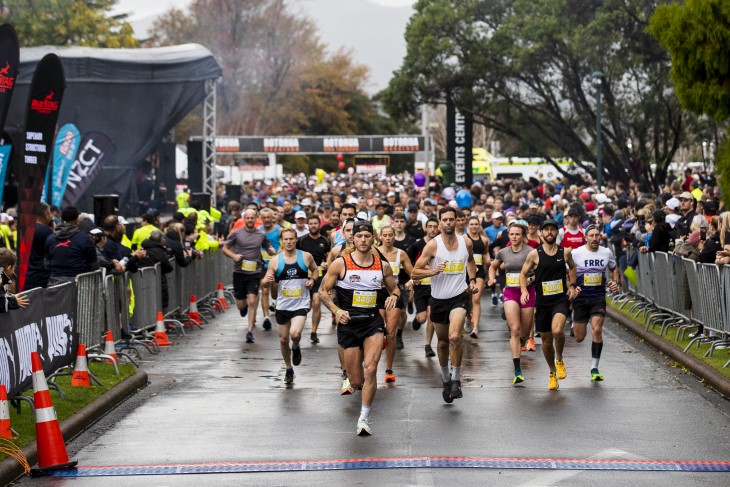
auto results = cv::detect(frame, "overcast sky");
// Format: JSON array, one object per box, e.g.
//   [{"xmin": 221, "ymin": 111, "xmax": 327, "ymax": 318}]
[{"xmin": 113, "ymin": 0, "xmax": 416, "ymax": 93}]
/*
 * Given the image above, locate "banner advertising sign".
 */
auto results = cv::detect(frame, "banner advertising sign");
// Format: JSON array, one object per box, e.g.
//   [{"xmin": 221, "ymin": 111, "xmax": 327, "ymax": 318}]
[
  {"xmin": 0, "ymin": 24, "xmax": 19, "ymax": 206},
  {"xmin": 446, "ymin": 99, "xmax": 473, "ymax": 187},
  {"xmin": 41, "ymin": 122, "xmax": 81, "ymax": 206},
  {"xmin": 17, "ymin": 54, "xmax": 65, "ymax": 291},
  {"xmin": 214, "ymin": 135, "xmax": 426, "ymax": 154},
  {"xmin": 0, "ymin": 283, "xmax": 77, "ymax": 397},
  {"xmin": 62, "ymin": 131, "xmax": 114, "ymax": 207},
  {"xmin": 0, "ymin": 144, "xmax": 11, "ymax": 204}
]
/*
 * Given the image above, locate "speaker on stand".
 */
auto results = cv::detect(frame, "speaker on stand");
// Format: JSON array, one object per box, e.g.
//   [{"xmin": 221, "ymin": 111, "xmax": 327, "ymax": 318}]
[{"xmin": 93, "ymin": 195, "xmax": 119, "ymax": 225}]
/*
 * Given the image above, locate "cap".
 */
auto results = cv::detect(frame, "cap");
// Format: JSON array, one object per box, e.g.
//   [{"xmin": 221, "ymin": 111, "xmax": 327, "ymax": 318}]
[
  {"xmin": 90, "ymin": 228, "xmax": 104, "ymax": 236},
  {"xmin": 407, "ymin": 204, "xmax": 419, "ymax": 212},
  {"xmin": 353, "ymin": 221, "xmax": 374, "ymax": 235},
  {"xmin": 526, "ymin": 215, "xmax": 541, "ymax": 225},
  {"xmin": 567, "ymin": 207, "xmax": 581, "ymax": 217},
  {"xmin": 688, "ymin": 230, "xmax": 701, "ymax": 247},
  {"xmin": 665, "ymin": 197, "xmax": 680, "ymax": 210},
  {"xmin": 295, "ymin": 210, "xmax": 307, "ymax": 219},
  {"xmin": 347, "ymin": 197, "xmax": 359, "ymax": 205},
  {"xmin": 322, "ymin": 203, "xmax": 332, "ymax": 210},
  {"xmin": 678, "ymin": 191, "xmax": 693, "ymax": 200},
  {"xmin": 540, "ymin": 218, "xmax": 559, "ymax": 230},
  {"xmin": 387, "ymin": 191, "xmax": 395, "ymax": 197},
  {"xmin": 300, "ymin": 198, "xmax": 313, "ymax": 206},
  {"xmin": 595, "ymin": 193, "xmax": 611, "ymax": 204},
  {"xmin": 423, "ymin": 199, "xmax": 435, "ymax": 206},
  {"xmin": 509, "ymin": 219, "xmax": 529, "ymax": 229},
  {"xmin": 492, "ymin": 211, "xmax": 503, "ymax": 219}
]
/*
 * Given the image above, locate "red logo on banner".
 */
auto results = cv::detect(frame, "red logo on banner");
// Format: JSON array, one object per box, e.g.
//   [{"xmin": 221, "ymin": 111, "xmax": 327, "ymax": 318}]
[
  {"xmin": 0, "ymin": 60, "xmax": 14, "ymax": 93},
  {"xmin": 31, "ymin": 90, "xmax": 59, "ymax": 114}
]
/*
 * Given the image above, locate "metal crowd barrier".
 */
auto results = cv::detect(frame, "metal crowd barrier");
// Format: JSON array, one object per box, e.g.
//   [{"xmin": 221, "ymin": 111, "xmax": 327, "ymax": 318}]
[
  {"xmin": 129, "ymin": 266, "xmax": 160, "ymax": 330},
  {"xmin": 75, "ymin": 270, "xmax": 105, "ymax": 349},
  {"xmin": 104, "ymin": 273, "xmax": 130, "ymax": 341}
]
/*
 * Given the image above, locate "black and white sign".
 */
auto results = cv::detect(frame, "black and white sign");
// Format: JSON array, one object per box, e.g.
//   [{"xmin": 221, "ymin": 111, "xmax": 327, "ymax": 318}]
[{"xmin": 446, "ymin": 99, "xmax": 473, "ymax": 187}]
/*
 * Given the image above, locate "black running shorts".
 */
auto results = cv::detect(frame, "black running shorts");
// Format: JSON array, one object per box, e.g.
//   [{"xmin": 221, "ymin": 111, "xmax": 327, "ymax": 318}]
[
  {"xmin": 275, "ymin": 308, "xmax": 309, "ymax": 325},
  {"xmin": 233, "ymin": 273, "xmax": 261, "ymax": 300},
  {"xmin": 572, "ymin": 298, "xmax": 607, "ymax": 324},
  {"xmin": 414, "ymin": 285, "xmax": 431, "ymax": 313},
  {"xmin": 429, "ymin": 291, "xmax": 470, "ymax": 325},
  {"xmin": 337, "ymin": 312, "xmax": 385, "ymax": 349},
  {"xmin": 535, "ymin": 299, "xmax": 570, "ymax": 333}
]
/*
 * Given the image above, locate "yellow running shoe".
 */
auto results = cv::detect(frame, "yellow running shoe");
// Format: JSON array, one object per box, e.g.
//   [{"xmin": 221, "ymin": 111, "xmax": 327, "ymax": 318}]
[
  {"xmin": 591, "ymin": 368, "xmax": 604, "ymax": 381},
  {"xmin": 548, "ymin": 372, "xmax": 559, "ymax": 390},
  {"xmin": 555, "ymin": 360, "xmax": 567, "ymax": 379},
  {"xmin": 513, "ymin": 370, "xmax": 524, "ymax": 385}
]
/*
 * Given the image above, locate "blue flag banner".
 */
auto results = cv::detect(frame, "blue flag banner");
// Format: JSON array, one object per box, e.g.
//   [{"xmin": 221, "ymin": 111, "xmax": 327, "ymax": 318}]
[
  {"xmin": 0, "ymin": 144, "xmax": 11, "ymax": 205},
  {"xmin": 41, "ymin": 122, "xmax": 80, "ymax": 206}
]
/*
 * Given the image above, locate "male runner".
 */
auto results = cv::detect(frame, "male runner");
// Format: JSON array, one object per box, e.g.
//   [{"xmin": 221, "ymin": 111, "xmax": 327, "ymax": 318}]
[
  {"xmin": 407, "ymin": 217, "xmax": 440, "ymax": 357},
  {"xmin": 262, "ymin": 228, "xmax": 318, "ymax": 384},
  {"xmin": 330, "ymin": 203, "xmax": 356, "ymax": 247},
  {"xmin": 222, "ymin": 209, "xmax": 276, "ymax": 344},
  {"xmin": 520, "ymin": 219, "xmax": 578, "ymax": 390},
  {"xmin": 557, "ymin": 206, "xmax": 585, "ymax": 336},
  {"xmin": 319, "ymin": 221, "xmax": 399, "ymax": 435},
  {"xmin": 391, "ymin": 212, "xmax": 417, "ymax": 327},
  {"xmin": 258, "ymin": 207, "xmax": 281, "ymax": 329},
  {"xmin": 571, "ymin": 225, "xmax": 620, "ymax": 381},
  {"xmin": 412, "ymin": 208, "xmax": 477, "ymax": 403},
  {"xmin": 297, "ymin": 215, "xmax": 331, "ymax": 343}
]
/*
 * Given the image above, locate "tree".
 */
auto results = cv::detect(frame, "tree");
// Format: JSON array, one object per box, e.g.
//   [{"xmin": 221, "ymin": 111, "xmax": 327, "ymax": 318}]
[
  {"xmin": 650, "ymin": 0, "xmax": 730, "ymax": 205},
  {"xmin": 0, "ymin": 0, "xmax": 138, "ymax": 47},
  {"xmin": 382, "ymin": 0, "xmax": 698, "ymax": 186}
]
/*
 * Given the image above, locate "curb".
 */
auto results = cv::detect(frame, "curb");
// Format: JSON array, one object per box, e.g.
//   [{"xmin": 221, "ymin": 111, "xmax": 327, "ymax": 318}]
[
  {"xmin": 0, "ymin": 368, "xmax": 148, "ymax": 485},
  {"xmin": 607, "ymin": 307, "xmax": 730, "ymax": 398}
]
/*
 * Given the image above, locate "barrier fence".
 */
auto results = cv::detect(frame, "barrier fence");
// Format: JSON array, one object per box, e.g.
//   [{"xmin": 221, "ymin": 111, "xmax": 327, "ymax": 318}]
[{"xmin": 612, "ymin": 251, "xmax": 730, "ymax": 367}]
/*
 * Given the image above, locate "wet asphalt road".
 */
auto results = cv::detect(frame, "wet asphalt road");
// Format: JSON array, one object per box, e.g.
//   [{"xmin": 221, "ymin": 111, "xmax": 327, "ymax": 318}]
[{"xmin": 16, "ymin": 294, "xmax": 730, "ymax": 486}]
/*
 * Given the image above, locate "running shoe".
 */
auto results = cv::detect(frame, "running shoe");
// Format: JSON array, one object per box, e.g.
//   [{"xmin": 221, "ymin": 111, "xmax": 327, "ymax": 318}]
[
  {"xmin": 412, "ymin": 318, "xmax": 422, "ymax": 331},
  {"xmin": 548, "ymin": 372, "xmax": 559, "ymax": 390},
  {"xmin": 269, "ymin": 303, "xmax": 276, "ymax": 313},
  {"xmin": 521, "ymin": 341, "xmax": 527, "ymax": 352},
  {"xmin": 262, "ymin": 317, "xmax": 272, "ymax": 331},
  {"xmin": 513, "ymin": 370, "xmax": 524, "ymax": 384},
  {"xmin": 356, "ymin": 418, "xmax": 372, "ymax": 436},
  {"xmin": 555, "ymin": 360, "xmax": 567, "ymax": 379},
  {"xmin": 499, "ymin": 293, "xmax": 504, "ymax": 303},
  {"xmin": 340, "ymin": 377, "xmax": 354, "ymax": 395},
  {"xmin": 284, "ymin": 368, "xmax": 294, "ymax": 384},
  {"xmin": 245, "ymin": 331, "xmax": 254, "ymax": 343},
  {"xmin": 526, "ymin": 337, "xmax": 536, "ymax": 351},
  {"xmin": 591, "ymin": 368, "xmax": 604, "ymax": 381},
  {"xmin": 310, "ymin": 332, "xmax": 319, "ymax": 344},
  {"xmin": 384, "ymin": 369, "xmax": 396, "ymax": 383},
  {"xmin": 442, "ymin": 381, "xmax": 454, "ymax": 403},
  {"xmin": 450, "ymin": 380, "xmax": 463, "ymax": 399},
  {"xmin": 491, "ymin": 293, "xmax": 498, "ymax": 306},
  {"xmin": 240, "ymin": 306, "xmax": 248, "ymax": 318},
  {"xmin": 407, "ymin": 302, "xmax": 414, "ymax": 314},
  {"xmin": 425, "ymin": 345, "xmax": 436, "ymax": 357},
  {"xmin": 470, "ymin": 329, "xmax": 479, "ymax": 339},
  {"xmin": 292, "ymin": 347, "xmax": 302, "ymax": 366},
  {"xmin": 396, "ymin": 334, "xmax": 404, "ymax": 350}
]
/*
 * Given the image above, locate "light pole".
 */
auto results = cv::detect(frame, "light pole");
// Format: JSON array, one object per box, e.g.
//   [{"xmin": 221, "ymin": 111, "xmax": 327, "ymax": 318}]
[{"xmin": 592, "ymin": 71, "xmax": 604, "ymax": 189}]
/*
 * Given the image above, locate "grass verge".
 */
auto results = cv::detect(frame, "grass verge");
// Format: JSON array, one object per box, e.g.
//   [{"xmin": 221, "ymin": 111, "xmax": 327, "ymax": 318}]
[
  {"xmin": 1, "ymin": 362, "xmax": 136, "ymax": 460},
  {"xmin": 608, "ymin": 300, "xmax": 730, "ymax": 380}
]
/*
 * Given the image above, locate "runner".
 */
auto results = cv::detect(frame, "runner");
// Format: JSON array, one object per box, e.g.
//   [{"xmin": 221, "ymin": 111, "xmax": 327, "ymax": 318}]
[
  {"xmin": 465, "ymin": 216, "xmax": 490, "ymax": 338},
  {"xmin": 222, "ymin": 209, "xmax": 277, "ymax": 344},
  {"xmin": 571, "ymin": 225, "xmax": 620, "ymax": 381},
  {"xmin": 407, "ymin": 217, "xmax": 440, "ymax": 357},
  {"xmin": 488, "ymin": 219, "xmax": 534, "ymax": 385},
  {"xmin": 297, "ymin": 215, "xmax": 331, "ymax": 343},
  {"xmin": 319, "ymin": 220, "xmax": 400, "ymax": 436},
  {"xmin": 261, "ymin": 228, "xmax": 318, "ymax": 384},
  {"xmin": 330, "ymin": 203, "xmax": 356, "ymax": 247},
  {"xmin": 519, "ymin": 219, "xmax": 579, "ymax": 390},
  {"xmin": 258, "ymin": 207, "xmax": 281, "ymax": 330},
  {"xmin": 376, "ymin": 225, "xmax": 415, "ymax": 383},
  {"xmin": 557, "ymin": 206, "xmax": 585, "ymax": 337},
  {"xmin": 392, "ymin": 211, "xmax": 417, "ymax": 315},
  {"xmin": 412, "ymin": 207, "xmax": 478, "ymax": 403}
]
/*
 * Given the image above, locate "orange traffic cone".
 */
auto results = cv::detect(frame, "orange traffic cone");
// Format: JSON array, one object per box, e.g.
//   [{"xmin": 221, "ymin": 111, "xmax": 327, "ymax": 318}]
[
  {"xmin": 30, "ymin": 352, "xmax": 77, "ymax": 475},
  {"xmin": 70, "ymin": 344, "xmax": 91, "ymax": 387},
  {"xmin": 217, "ymin": 282, "xmax": 229, "ymax": 309},
  {"xmin": 188, "ymin": 295, "xmax": 202, "ymax": 325},
  {"xmin": 0, "ymin": 384, "xmax": 14, "ymax": 438},
  {"xmin": 103, "ymin": 331, "xmax": 117, "ymax": 363},
  {"xmin": 153, "ymin": 311, "xmax": 172, "ymax": 346}
]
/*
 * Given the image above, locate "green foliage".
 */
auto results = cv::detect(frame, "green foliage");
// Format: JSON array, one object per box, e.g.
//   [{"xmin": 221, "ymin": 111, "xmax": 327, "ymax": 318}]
[
  {"xmin": 1, "ymin": 0, "xmax": 138, "ymax": 48},
  {"xmin": 716, "ymin": 130, "xmax": 730, "ymax": 208}
]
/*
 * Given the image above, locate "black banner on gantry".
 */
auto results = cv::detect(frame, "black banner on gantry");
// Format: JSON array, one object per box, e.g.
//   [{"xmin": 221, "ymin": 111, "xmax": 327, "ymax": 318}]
[{"xmin": 446, "ymin": 98, "xmax": 473, "ymax": 187}]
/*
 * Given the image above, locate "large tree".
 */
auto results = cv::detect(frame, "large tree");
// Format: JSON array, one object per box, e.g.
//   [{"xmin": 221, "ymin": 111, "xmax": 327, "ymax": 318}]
[
  {"xmin": 650, "ymin": 0, "xmax": 730, "ymax": 205},
  {"xmin": 382, "ymin": 0, "xmax": 696, "ymax": 186},
  {"xmin": 0, "ymin": 0, "xmax": 137, "ymax": 47}
]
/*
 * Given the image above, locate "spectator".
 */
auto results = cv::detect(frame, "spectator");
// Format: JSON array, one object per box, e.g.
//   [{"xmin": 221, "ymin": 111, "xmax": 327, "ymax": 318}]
[
  {"xmin": 715, "ymin": 212, "xmax": 730, "ymax": 266},
  {"xmin": 0, "ymin": 248, "xmax": 28, "ymax": 313},
  {"xmin": 698, "ymin": 216, "xmax": 721, "ymax": 264},
  {"xmin": 138, "ymin": 230, "xmax": 174, "ymax": 309},
  {"xmin": 90, "ymin": 228, "xmax": 124, "ymax": 274},
  {"xmin": 0, "ymin": 213, "xmax": 13, "ymax": 249},
  {"xmin": 131, "ymin": 212, "xmax": 160, "ymax": 250},
  {"xmin": 102, "ymin": 215, "xmax": 144, "ymax": 273},
  {"xmin": 25, "ymin": 202, "xmax": 54, "ymax": 290},
  {"xmin": 164, "ymin": 223, "xmax": 196, "ymax": 267},
  {"xmin": 675, "ymin": 191, "xmax": 696, "ymax": 237},
  {"xmin": 664, "ymin": 197, "xmax": 681, "ymax": 230},
  {"xmin": 640, "ymin": 209, "xmax": 671, "ymax": 253},
  {"xmin": 45, "ymin": 206, "xmax": 99, "ymax": 285}
]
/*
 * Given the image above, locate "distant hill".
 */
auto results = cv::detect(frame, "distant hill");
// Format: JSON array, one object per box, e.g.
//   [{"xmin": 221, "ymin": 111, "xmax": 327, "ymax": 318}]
[{"xmin": 128, "ymin": 0, "xmax": 414, "ymax": 94}]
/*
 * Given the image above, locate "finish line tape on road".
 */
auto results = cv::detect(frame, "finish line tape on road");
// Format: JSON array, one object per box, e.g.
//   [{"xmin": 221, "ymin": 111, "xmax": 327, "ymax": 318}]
[{"xmin": 44, "ymin": 457, "xmax": 730, "ymax": 477}]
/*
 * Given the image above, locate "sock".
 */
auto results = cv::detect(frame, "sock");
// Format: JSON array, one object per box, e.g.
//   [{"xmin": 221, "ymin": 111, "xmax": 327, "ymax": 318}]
[
  {"xmin": 441, "ymin": 367, "xmax": 450, "ymax": 382},
  {"xmin": 292, "ymin": 343, "xmax": 299, "ymax": 350},
  {"xmin": 513, "ymin": 358, "xmax": 521, "ymax": 372},
  {"xmin": 359, "ymin": 405, "xmax": 370, "ymax": 421},
  {"xmin": 286, "ymin": 367, "xmax": 293, "ymax": 372},
  {"xmin": 342, "ymin": 369, "xmax": 347, "ymax": 378},
  {"xmin": 591, "ymin": 341, "xmax": 603, "ymax": 369},
  {"xmin": 396, "ymin": 329, "xmax": 402, "ymax": 337},
  {"xmin": 452, "ymin": 366, "xmax": 461, "ymax": 381}
]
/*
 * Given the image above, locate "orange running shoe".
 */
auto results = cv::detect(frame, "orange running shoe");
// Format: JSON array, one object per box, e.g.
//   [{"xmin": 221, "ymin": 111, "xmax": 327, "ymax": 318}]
[
  {"xmin": 384, "ymin": 369, "xmax": 396, "ymax": 383},
  {"xmin": 526, "ymin": 337, "xmax": 536, "ymax": 351}
]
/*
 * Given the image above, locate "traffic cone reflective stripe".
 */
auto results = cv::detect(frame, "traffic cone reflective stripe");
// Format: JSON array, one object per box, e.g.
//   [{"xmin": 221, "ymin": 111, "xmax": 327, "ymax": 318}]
[
  {"xmin": 188, "ymin": 295, "xmax": 202, "ymax": 325},
  {"xmin": 217, "ymin": 282, "xmax": 229, "ymax": 309},
  {"xmin": 153, "ymin": 311, "xmax": 172, "ymax": 346},
  {"xmin": 30, "ymin": 352, "xmax": 77, "ymax": 475},
  {"xmin": 71, "ymin": 344, "xmax": 91, "ymax": 387},
  {"xmin": 103, "ymin": 331, "xmax": 117, "ymax": 363},
  {"xmin": 0, "ymin": 385, "xmax": 13, "ymax": 438}
]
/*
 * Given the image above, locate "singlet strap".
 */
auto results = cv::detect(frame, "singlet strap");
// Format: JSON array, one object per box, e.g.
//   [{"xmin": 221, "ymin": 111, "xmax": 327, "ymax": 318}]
[{"xmin": 296, "ymin": 250, "xmax": 308, "ymax": 273}]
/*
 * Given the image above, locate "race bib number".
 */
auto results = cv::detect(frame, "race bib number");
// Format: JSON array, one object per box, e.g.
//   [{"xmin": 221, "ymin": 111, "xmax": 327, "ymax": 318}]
[
  {"xmin": 352, "ymin": 290, "xmax": 377, "ymax": 308},
  {"xmin": 474, "ymin": 254, "xmax": 483, "ymax": 266},
  {"xmin": 583, "ymin": 273, "xmax": 603, "ymax": 286},
  {"xmin": 319, "ymin": 267, "xmax": 324, "ymax": 277},
  {"xmin": 261, "ymin": 250, "xmax": 272, "ymax": 262},
  {"xmin": 506, "ymin": 273, "xmax": 520, "ymax": 287},
  {"xmin": 241, "ymin": 260, "xmax": 257, "ymax": 272},
  {"xmin": 390, "ymin": 263, "xmax": 400, "ymax": 275},
  {"xmin": 444, "ymin": 261, "xmax": 465, "ymax": 274},
  {"xmin": 281, "ymin": 286, "xmax": 302, "ymax": 299},
  {"xmin": 541, "ymin": 279, "xmax": 564, "ymax": 296},
  {"xmin": 421, "ymin": 276, "xmax": 432, "ymax": 285}
]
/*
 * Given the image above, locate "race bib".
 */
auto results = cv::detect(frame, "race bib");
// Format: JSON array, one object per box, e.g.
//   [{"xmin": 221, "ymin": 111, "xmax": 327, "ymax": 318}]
[
  {"xmin": 474, "ymin": 254, "xmax": 483, "ymax": 266},
  {"xmin": 421, "ymin": 276, "xmax": 432, "ymax": 285},
  {"xmin": 319, "ymin": 267, "xmax": 324, "ymax": 277},
  {"xmin": 390, "ymin": 263, "xmax": 400, "ymax": 275},
  {"xmin": 281, "ymin": 286, "xmax": 303, "ymax": 299},
  {"xmin": 261, "ymin": 250, "xmax": 272, "ymax": 262},
  {"xmin": 241, "ymin": 260, "xmax": 257, "ymax": 272},
  {"xmin": 541, "ymin": 279, "xmax": 564, "ymax": 296},
  {"xmin": 583, "ymin": 273, "xmax": 603, "ymax": 286},
  {"xmin": 444, "ymin": 261, "xmax": 465, "ymax": 274},
  {"xmin": 506, "ymin": 273, "xmax": 520, "ymax": 287},
  {"xmin": 352, "ymin": 290, "xmax": 377, "ymax": 308}
]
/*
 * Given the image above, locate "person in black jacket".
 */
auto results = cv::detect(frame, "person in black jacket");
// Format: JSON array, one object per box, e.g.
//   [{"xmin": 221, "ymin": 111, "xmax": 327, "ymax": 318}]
[
  {"xmin": 1, "ymin": 248, "xmax": 28, "ymax": 313},
  {"xmin": 138, "ymin": 231, "xmax": 174, "ymax": 309},
  {"xmin": 640, "ymin": 209, "xmax": 671, "ymax": 254},
  {"xmin": 25, "ymin": 202, "xmax": 54, "ymax": 290},
  {"xmin": 164, "ymin": 223, "xmax": 195, "ymax": 268},
  {"xmin": 45, "ymin": 207, "xmax": 99, "ymax": 285},
  {"xmin": 102, "ymin": 215, "xmax": 145, "ymax": 273}
]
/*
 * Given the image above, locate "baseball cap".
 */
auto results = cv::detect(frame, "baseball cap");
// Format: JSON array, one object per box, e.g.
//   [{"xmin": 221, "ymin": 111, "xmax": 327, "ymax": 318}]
[
  {"xmin": 295, "ymin": 210, "xmax": 307, "ymax": 219},
  {"xmin": 567, "ymin": 207, "xmax": 581, "ymax": 217},
  {"xmin": 509, "ymin": 219, "xmax": 529, "ymax": 229},
  {"xmin": 387, "ymin": 191, "xmax": 395, "ymax": 197},
  {"xmin": 300, "ymin": 198, "xmax": 313, "ymax": 206},
  {"xmin": 423, "ymin": 199, "xmax": 436, "ymax": 206},
  {"xmin": 678, "ymin": 191, "xmax": 692, "ymax": 200},
  {"xmin": 595, "ymin": 193, "xmax": 611, "ymax": 204},
  {"xmin": 492, "ymin": 211, "xmax": 503, "ymax": 219},
  {"xmin": 540, "ymin": 218, "xmax": 559, "ymax": 230},
  {"xmin": 665, "ymin": 197, "xmax": 680, "ymax": 210},
  {"xmin": 89, "ymin": 228, "xmax": 105, "ymax": 236}
]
